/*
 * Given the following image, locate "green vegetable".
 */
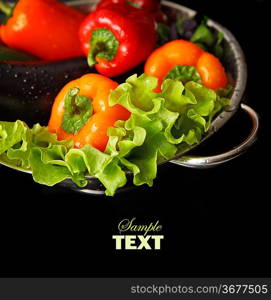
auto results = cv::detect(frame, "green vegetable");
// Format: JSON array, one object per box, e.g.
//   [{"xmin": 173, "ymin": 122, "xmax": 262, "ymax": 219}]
[
  {"xmin": 165, "ymin": 65, "xmax": 202, "ymax": 84},
  {"xmin": 216, "ymin": 84, "xmax": 234, "ymax": 98},
  {"xmin": 213, "ymin": 31, "xmax": 224, "ymax": 58},
  {"xmin": 88, "ymin": 28, "xmax": 119, "ymax": 67},
  {"xmin": 0, "ymin": 0, "xmax": 14, "ymax": 24},
  {"xmin": 61, "ymin": 87, "xmax": 93, "ymax": 135},
  {"xmin": 176, "ymin": 17, "xmax": 185, "ymax": 36},
  {"xmin": 0, "ymin": 74, "xmax": 230, "ymax": 196},
  {"xmin": 190, "ymin": 17, "xmax": 224, "ymax": 58},
  {"xmin": 157, "ymin": 23, "xmax": 171, "ymax": 46},
  {"xmin": 190, "ymin": 18, "xmax": 215, "ymax": 47}
]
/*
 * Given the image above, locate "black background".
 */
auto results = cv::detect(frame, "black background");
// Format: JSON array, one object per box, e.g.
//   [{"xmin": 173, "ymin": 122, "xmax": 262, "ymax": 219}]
[{"xmin": 0, "ymin": 0, "xmax": 269, "ymax": 278}]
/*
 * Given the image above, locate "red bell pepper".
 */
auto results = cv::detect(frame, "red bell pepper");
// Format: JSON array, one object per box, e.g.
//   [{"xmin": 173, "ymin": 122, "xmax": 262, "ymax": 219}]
[
  {"xmin": 96, "ymin": 0, "xmax": 167, "ymax": 23},
  {"xmin": 0, "ymin": 0, "xmax": 85, "ymax": 60},
  {"xmin": 79, "ymin": 3, "xmax": 157, "ymax": 77}
]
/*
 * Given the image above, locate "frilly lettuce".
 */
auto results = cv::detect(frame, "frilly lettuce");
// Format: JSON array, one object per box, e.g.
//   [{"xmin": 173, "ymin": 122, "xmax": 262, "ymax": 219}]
[
  {"xmin": 0, "ymin": 74, "xmax": 230, "ymax": 196},
  {"xmin": 165, "ymin": 65, "xmax": 202, "ymax": 85}
]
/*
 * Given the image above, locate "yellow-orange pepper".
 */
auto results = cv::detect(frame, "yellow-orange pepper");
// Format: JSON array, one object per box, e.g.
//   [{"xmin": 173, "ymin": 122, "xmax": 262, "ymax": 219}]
[
  {"xmin": 48, "ymin": 74, "xmax": 130, "ymax": 152},
  {"xmin": 144, "ymin": 39, "xmax": 228, "ymax": 91}
]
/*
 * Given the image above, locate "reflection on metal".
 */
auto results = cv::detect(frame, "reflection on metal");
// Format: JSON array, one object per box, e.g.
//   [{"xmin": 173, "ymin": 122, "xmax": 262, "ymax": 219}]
[{"xmin": 170, "ymin": 104, "xmax": 259, "ymax": 168}]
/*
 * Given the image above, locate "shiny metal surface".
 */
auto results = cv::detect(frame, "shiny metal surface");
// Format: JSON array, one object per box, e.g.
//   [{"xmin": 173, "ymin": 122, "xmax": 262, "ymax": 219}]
[{"xmin": 170, "ymin": 104, "xmax": 259, "ymax": 168}]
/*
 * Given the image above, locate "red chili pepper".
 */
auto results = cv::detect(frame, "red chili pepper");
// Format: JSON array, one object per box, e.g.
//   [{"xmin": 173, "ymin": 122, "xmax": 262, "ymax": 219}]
[
  {"xmin": 0, "ymin": 0, "xmax": 85, "ymax": 60},
  {"xmin": 96, "ymin": 0, "xmax": 167, "ymax": 23},
  {"xmin": 79, "ymin": 3, "xmax": 157, "ymax": 77}
]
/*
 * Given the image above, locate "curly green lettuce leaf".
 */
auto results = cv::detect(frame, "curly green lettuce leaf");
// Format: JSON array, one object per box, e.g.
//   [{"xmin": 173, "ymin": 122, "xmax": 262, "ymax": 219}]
[
  {"xmin": 0, "ymin": 121, "xmax": 76, "ymax": 185},
  {"xmin": 106, "ymin": 74, "xmax": 229, "ymax": 189},
  {"xmin": 0, "ymin": 120, "xmax": 28, "ymax": 155},
  {"xmin": 109, "ymin": 74, "xmax": 162, "ymax": 114},
  {"xmin": 185, "ymin": 81, "xmax": 216, "ymax": 117},
  {"xmin": 126, "ymin": 118, "xmax": 177, "ymax": 186},
  {"xmin": 29, "ymin": 145, "xmax": 73, "ymax": 186},
  {"xmin": 216, "ymin": 85, "xmax": 234, "ymax": 98},
  {"xmin": 191, "ymin": 18, "xmax": 215, "ymax": 47},
  {"xmin": 96, "ymin": 158, "xmax": 127, "ymax": 196},
  {"xmin": 165, "ymin": 65, "xmax": 202, "ymax": 85},
  {"xmin": 6, "ymin": 123, "xmax": 72, "ymax": 170},
  {"xmin": 0, "ymin": 73, "xmax": 230, "ymax": 196}
]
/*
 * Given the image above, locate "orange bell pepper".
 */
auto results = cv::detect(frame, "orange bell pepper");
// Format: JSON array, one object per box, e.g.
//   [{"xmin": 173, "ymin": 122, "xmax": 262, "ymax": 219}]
[
  {"xmin": 144, "ymin": 39, "xmax": 228, "ymax": 91},
  {"xmin": 48, "ymin": 74, "xmax": 130, "ymax": 152},
  {"xmin": 197, "ymin": 52, "xmax": 228, "ymax": 90}
]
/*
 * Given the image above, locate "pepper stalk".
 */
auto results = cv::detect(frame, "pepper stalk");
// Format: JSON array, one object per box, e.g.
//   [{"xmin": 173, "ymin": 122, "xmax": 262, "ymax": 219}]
[{"xmin": 0, "ymin": 0, "xmax": 14, "ymax": 23}]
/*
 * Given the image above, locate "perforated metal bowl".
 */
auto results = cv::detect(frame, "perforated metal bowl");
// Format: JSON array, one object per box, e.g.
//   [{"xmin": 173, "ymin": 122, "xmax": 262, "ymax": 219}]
[{"xmin": 0, "ymin": 0, "xmax": 259, "ymax": 195}]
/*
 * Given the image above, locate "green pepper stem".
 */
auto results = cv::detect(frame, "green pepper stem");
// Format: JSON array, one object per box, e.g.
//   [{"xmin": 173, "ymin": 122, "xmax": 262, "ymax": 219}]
[
  {"xmin": 88, "ymin": 28, "xmax": 119, "ymax": 67},
  {"xmin": 0, "ymin": 1, "xmax": 13, "ymax": 16},
  {"xmin": 61, "ymin": 88, "xmax": 93, "ymax": 135}
]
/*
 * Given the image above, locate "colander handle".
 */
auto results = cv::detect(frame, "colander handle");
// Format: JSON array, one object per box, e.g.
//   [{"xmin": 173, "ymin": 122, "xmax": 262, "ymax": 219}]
[{"xmin": 170, "ymin": 104, "xmax": 259, "ymax": 169}]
